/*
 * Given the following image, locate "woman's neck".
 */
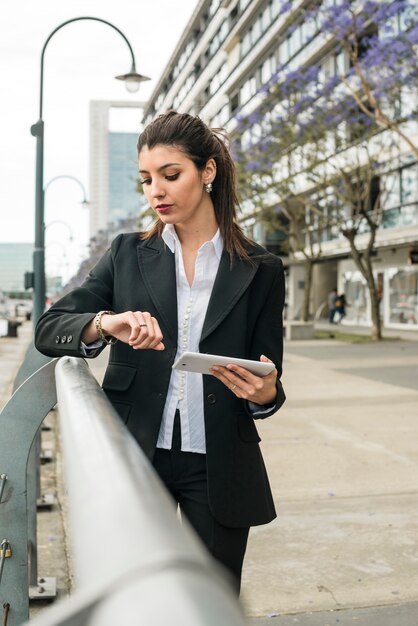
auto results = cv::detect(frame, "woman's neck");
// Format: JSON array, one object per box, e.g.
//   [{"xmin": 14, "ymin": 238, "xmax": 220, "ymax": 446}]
[{"xmin": 174, "ymin": 216, "xmax": 218, "ymax": 251}]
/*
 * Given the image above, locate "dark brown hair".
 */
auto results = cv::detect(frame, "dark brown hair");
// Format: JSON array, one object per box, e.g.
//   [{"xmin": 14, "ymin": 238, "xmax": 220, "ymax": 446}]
[{"xmin": 137, "ymin": 110, "xmax": 252, "ymax": 260}]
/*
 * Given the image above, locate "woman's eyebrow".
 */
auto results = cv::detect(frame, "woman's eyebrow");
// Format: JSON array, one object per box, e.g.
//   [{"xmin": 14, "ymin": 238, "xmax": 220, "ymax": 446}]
[{"xmin": 139, "ymin": 162, "xmax": 182, "ymax": 174}]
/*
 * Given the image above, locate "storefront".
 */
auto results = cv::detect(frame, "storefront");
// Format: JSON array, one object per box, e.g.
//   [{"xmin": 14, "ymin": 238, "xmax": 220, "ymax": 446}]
[
  {"xmin": 339, "ymin": 249, "xmax": 418, "ymax": 331},
  {"xmin": 386, "ymin": 266, "xmax": 418, "ymax": 327}
]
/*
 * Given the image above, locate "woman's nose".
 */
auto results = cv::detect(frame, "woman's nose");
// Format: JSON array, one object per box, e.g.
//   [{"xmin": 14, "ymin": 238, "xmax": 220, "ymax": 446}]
[{"xmin": 151, "ymin": 180, "xmax": 165, "ymax": 198}]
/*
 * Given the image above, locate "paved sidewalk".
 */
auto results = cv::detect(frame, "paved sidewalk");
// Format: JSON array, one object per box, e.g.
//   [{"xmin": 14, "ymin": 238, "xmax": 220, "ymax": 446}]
[
  {"xmin": 243, "ymin": 338, "xmax": 418, "ymax": 621},
  {"xmin": 1, "ymin": 325, "xmax": 418, "ymax": 623},
  {"xmin": 0, "ymin": 319, "xmax": 33, "ymax": 408}
]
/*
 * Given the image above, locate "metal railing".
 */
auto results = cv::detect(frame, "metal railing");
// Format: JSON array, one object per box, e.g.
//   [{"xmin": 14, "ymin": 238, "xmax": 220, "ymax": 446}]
[
  {"xmin": 0, "ymin": 357, "xmax": 58, "ymax": 625},
  {"xmin": 0, "ymin": 356, "xmax": 246, "ymax": 626}
]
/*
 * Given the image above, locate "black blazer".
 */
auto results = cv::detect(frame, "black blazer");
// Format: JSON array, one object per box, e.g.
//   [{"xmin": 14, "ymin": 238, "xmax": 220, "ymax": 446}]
[{"xmin": 35, "ymin": 233, "xmax": 286, "ymax": 528}]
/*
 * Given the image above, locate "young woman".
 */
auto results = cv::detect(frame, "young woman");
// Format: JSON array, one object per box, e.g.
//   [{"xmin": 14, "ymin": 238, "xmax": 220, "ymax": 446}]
[{"xmin": 35, "ymin": 111, "xmax": 286, "ymax": 593}]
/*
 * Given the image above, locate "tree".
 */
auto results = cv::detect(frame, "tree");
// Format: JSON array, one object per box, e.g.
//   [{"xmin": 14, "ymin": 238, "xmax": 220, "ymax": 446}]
[
  {"xmin": 233, "ymin": 0, "xmax": 417, "ymax": 338},
  {"xmin": 319, "ymin": 0, "xmax": 418, "ymax": 158}
]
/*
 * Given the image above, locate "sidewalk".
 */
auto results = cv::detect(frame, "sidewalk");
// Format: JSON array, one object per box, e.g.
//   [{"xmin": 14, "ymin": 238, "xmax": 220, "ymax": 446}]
[
  {"xmin": 244, "ymin": 337, "xmax": 418, "ymax": 623},
  {"xmin": 1, "ymin": 324, "xmax": 418, "ymax": 623},
  {"xmin": 0, "ymin": 319, "xmax": 33, "ymax": 408},
  {"xmin": 315, "ymin": 320, "xmax": 418, "ymax": 341}
]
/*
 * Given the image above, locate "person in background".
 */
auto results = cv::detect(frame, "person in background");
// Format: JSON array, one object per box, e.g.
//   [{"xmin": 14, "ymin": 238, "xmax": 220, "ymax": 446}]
[
  {"xmin": 335, "ymin": 293, "xmax": 347, "ymax": 323},
  {"xmin": 35, "ymin": 111, "xmax": 286, "ymax": 594}
]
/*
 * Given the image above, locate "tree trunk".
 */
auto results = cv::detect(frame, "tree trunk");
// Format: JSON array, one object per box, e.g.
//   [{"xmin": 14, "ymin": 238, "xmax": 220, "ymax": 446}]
[
  {"xmin": 343, "ymin": 232, "xmax": 383, "ymax": 341},
  {"xmin": 301, "ymin": 260, "xmax": 313, "ymax": 322},
  {"xmin": 363, "ymin": 252, "xmax": 382, "ymax": 341}
]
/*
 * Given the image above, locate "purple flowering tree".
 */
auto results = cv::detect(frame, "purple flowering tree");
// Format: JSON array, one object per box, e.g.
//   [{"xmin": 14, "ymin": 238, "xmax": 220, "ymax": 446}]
[
  {"xmin": 319, "ymin": 0, "xmax": 418, "ymax": 158},
  {"xmin": 234, "ymin": 0, "xmax": 417, "ymax": 338}
]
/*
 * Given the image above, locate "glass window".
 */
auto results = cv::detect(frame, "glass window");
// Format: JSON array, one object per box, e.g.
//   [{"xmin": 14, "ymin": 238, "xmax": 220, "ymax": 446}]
[
  {"xmin": 262, "ymin": 5, "xmax": 271, "ymax": 31},
  {"xmin": 388, "ymin": 268, "xmax": 418, "ymax": 325},
  {"xmin": 241, "ymin": 31, "xmax": 251, "ymax": 56},
  {"xmin": 401, "ymin": 165, "xmax": 418, "ymax": 204},
  {"xmin": 261, "ymin": 57, "xmax": 272, "ymax": 84},
  {"xmin": 209, "ymin": 0, "xmax": 221, "ymax": 16},
  {"xmin": 335, "ymin": 50, "xmax": 346, "ymax": 76},
  {"xmin": 382, "ymin": 172, "xmax": 401, "ymax": 209},
  {"xmin": 271, "ymin": 0, "xmax": 280, "ymax": 19},
  {"xmin": 343, "ymin": 272, "xmax": 369, "ymax": 324},
  {"xmin": 278, "ymin": 38, "xmax": 288, "ymax": 64},
  {"xmin": 288, "ymin": 26, "xmax": 301, "ymax": 57},
  {"xmin": 239, "ymin": 0, "xmax": 252, "ymax": 12}
]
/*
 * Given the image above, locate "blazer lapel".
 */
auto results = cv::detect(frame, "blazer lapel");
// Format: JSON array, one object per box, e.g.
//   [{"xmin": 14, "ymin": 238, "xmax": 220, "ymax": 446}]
[
  {"xmin": 201, "ymin": 250, "xmax": 260, "ymax": 342},
  {"xmin": 136, "ymin": 237, "xmax": 178, "ymax": 341}
]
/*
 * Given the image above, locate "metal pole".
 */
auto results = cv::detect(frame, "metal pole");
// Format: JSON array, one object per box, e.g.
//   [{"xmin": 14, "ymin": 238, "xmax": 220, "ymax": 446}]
[
  {"xmin": 31, "ymin": 121, "xmax": 45, "ymax": 325},
  {"xmin": 31, "ymin": 16, "xmax": 142, "ymax": 325}
]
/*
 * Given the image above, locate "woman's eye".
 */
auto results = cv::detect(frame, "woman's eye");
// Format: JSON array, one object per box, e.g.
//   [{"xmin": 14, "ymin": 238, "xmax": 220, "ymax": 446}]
[
  {"xmin": 166, "ymin": 173, "xmax": 179, "ymax": 181},
  {"xmin": 140, "ymin": 178, "xmax": 151, "ymax": 185}
]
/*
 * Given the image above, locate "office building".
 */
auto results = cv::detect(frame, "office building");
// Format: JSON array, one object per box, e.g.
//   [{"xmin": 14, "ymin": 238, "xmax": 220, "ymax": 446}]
[
  {"xmin": 89, "ymin": 100, "xmax": 146, "ymax": 238},
  {"xmin": 0, "ymin": 243, "xmax": 33, "ymax": 296},
  {"xmin": 144, "ymin": 0, "xmax": 418, "ymax": 333}
]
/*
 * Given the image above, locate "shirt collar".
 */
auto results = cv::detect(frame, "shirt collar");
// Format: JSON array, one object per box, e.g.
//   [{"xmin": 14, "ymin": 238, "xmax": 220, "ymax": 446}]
[{"xmin": 162, "ymin": 224, "xmax": 223, "ymax": 260}]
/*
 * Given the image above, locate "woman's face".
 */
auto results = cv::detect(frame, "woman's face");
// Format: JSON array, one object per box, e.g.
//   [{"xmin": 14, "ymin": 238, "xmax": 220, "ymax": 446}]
[{"xmin": 138, "ymin": 144, "xmax": 216, "ymax": 228}]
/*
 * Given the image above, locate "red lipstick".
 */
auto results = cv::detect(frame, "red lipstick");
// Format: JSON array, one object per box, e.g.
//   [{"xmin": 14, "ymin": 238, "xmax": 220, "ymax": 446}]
[{"xmin": 156, "ymin": 204, "xmax": 172, "ymax": 214}]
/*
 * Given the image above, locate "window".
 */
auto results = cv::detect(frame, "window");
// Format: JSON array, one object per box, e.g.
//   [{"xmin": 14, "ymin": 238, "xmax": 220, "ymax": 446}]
[
  {"xmin": 209, "ymin": 0, "xmax": 221, "ymax": 16},
  {"xmin": 239, "ymin": 0, "xmax": 252, "ymax": 12},
  {"xmin": 262, "ymin": 4, "xmax": 271, "ymax": 31},
  {"xmin": 388, "ymin": 268, "xmax": 418, "ymax": 326},
  {"xmin": 401, "ymin": 165, "xmax": 418, "ymax": 204},
  {"xmin": 271, "ymin": 0, "xmax": 280, "ymax": 19},
  {"xmin": 239, "ymin": 75, "xmax": 257, "ymax": 104},
  {"xmin": 261, "ymin": 57, "xmax": 273, "ymax": 84},
  {"xmin": 241, "ymin": 31, "xmax": 251, "ymax": 56}
]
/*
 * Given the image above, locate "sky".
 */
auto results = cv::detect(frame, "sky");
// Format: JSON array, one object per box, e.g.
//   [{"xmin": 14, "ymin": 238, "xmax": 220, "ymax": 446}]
[{"xmin": 0, "ymin": 0, "xmax": 198, "ymax": 280}]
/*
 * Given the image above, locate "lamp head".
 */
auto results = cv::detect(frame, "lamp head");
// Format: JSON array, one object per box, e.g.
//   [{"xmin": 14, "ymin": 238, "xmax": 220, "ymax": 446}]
[{"xmin": 115, "ymin": 64, "xmax": 150, "ymax": 93}]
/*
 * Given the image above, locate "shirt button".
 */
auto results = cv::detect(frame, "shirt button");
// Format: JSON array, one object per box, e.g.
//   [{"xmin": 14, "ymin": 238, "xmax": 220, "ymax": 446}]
[{"xmin": 207, "ymin": 394, "xmax": 217, "ymax": 404}]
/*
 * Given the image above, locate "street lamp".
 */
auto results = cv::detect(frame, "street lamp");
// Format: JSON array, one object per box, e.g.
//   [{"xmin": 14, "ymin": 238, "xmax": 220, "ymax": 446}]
[
  {"xmin": 45, "ymin": 220, "xmax": 74, "ymax": 242},
  {"xmin": 30, "ymin": 16, "xmax": 150, "ymax": 323},
  {"xmin": 45, "ymin": 175, "xmax": 89, "ymax": 209}
]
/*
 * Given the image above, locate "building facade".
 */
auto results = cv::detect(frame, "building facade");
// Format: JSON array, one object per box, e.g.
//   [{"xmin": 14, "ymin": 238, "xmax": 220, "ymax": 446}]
[
  {"xmin": 0, "ymin": 243, "xmax": 33, "ymax": 296},
  {"xmin": 144, "ymin": 0, "xmax": 418, "ymax": 333},
  {"xmin": 89, "ymin": 100, "xmax": 146, "ymax": 239}
]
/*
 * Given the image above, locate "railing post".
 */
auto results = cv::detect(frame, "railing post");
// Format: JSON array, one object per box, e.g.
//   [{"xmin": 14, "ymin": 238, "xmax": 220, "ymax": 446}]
[
  {"xmin": 0, "ymin": 360, "xmax": 58, "ymax": 625},
  {"xmin": 12, "ymin": 343, "xmax": 56, "ymax": 599}
]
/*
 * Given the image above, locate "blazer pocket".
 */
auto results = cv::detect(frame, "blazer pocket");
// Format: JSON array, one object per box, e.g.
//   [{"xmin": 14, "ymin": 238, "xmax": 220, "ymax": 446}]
[
  {"xmin": 102, "ymin": 363, "xmax": 137, "ymax": 392},
  {"xmin": 237, "ymin": 413, "xmax": 261, "ymax": 443}
]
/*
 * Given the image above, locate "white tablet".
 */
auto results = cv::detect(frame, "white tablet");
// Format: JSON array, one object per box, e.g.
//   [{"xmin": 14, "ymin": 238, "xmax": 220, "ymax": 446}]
[{"xmin": 172, "ymin": 351, "xmax": 275, "ymax": 376}]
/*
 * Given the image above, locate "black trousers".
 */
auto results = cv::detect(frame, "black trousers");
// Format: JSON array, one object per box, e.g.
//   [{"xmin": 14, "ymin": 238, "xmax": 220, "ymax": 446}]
[{"xmin": 152, "ymin": 411, "xmax": 249, "ymax": 594}]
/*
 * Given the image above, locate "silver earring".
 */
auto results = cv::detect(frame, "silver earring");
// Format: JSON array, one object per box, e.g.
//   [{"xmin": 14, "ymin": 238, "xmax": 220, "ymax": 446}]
[{"xmin": 205, "ymin": 182, "xmax": 213, "ymax": 193}]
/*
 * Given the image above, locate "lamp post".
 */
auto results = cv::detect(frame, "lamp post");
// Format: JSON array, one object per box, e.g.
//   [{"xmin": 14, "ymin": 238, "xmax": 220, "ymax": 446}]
[
  {"xmin": 45, "ymin": 220, "xmax": 74, "ymax": 241},
  {"xmin": 31, "ymin": 17, "xmax": 149, "ymax": 323},
  {"xmin": 45, "ymin": 174, "xmax": 89, "ymax": 209}
]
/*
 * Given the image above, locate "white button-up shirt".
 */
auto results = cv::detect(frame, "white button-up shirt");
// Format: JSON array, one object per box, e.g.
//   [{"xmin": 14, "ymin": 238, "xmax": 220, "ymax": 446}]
[{"xmin": 157, "ymin": 224, "xmax": 223, "ymax": 453}]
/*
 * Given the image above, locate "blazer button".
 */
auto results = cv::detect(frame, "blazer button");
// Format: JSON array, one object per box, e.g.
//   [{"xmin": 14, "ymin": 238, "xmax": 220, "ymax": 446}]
[
  {"xmin": 55, "ymin": 336, "xmax": 60, "ymax": 344},
  {"xmin": 61, "ymin": 336, "xmax": 67, "ymax": 343},
  {"xmin": 207, "ymin": 393, "xmax": 217, "ymax": 404},
  {"xmin": 67, "ymin": 335, "xmax": 73, "ymax": 343}
]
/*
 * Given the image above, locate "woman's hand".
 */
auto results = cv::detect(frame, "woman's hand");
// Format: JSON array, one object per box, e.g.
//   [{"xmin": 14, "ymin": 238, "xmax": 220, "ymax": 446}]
[
  {"xmin": 210, "ymin": 354, "xmax": 277, "ymax": 405},
  {"xmin": 99, "ymin": 311, "xmax": 165, "ymax": 351}
]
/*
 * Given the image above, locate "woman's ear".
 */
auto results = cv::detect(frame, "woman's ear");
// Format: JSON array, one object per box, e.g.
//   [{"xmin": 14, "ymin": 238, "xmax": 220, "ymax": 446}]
[{"xmin": 203, "ymin": 158, "xmax": 217, "ymax": 185}]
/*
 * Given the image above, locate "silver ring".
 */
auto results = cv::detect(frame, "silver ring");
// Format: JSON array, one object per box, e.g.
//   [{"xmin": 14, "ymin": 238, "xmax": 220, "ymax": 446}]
[
  {"xmin": 232, "ymin": 384, "xmax": 237, "ymax": 391},
  {"xmin": 139, "ymin": 323, "xmax": 147, "ymax": 327}
]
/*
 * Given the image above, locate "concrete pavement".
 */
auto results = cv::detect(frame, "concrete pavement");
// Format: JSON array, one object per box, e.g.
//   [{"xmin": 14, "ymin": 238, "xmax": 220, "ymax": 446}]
[
  {"xmin": 1, "ymin": 321, "xmax": 418, "ymax": 623},
  {"xmin": 243, "ymin": 337, "xmax": 418, "ymax": 623}
]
